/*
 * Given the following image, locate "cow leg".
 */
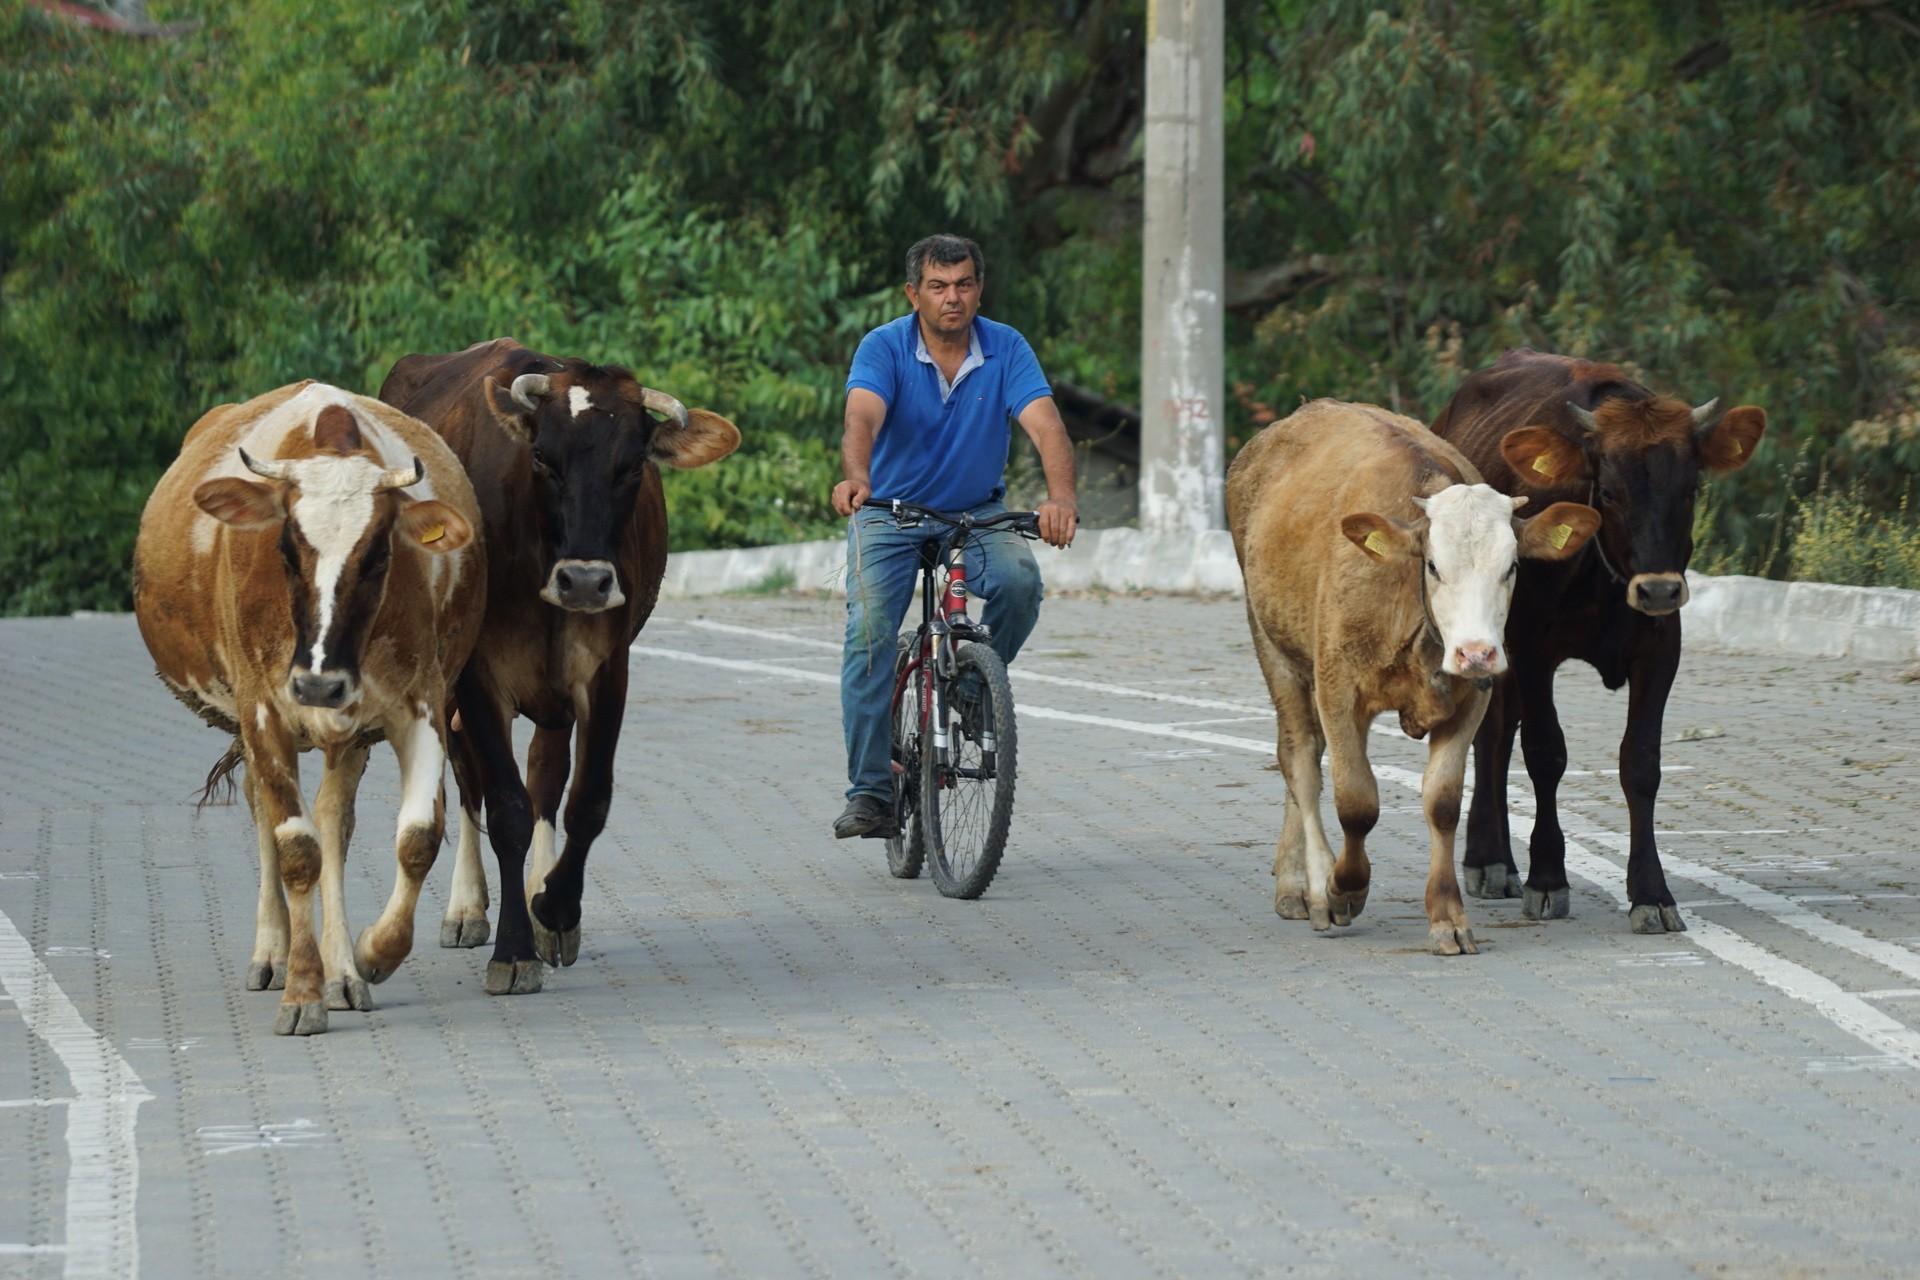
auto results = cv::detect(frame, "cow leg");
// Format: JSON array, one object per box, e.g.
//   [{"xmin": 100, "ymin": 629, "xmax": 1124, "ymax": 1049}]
[
  {"xmin": 356, "ymin": 712, "xmax": 448, "ymax": 984},
  {"xmin": 1622, "ymin": 621, "xmax": 1685, "ymax": 934},
  {"xmin": 523, "ymin": 725, "xmax": 572, "ymax": 963},
  {"xmin": 456, "ymin": 676, "xmax": 542, "ymax": 995},
  {"xmin": 314, "ymin": 741, "xmax": 374, "ymax": 1013},
  {"xmin": 440, "ymin": 711, "xmax": 491, "ymax": 948},
  {"xmin": 1462, "ymin": 673, "xmax": 1522, "ymax": 900},
  {"xmin": 532, "ymin": 655, "xmax": 628, "ymax": 967},
  {"xmin": 1514, "ymin": 648, "xmax": 1573, "ymax": 920},
  {"xmin": 1317, "ymin": 685, "xmax": 1375, "ymax": 931},
  {"xmin": 243, "ymin": 769, "xmax": 290, "ymax": 991},
  {"xmin": 241, "ymin": 709, "xmax": 328, "ymax": 1035},
  {"xmin": 1422, "ymin": 692, "xmax": 1489, "ymax": 956},
  {"xmin": 1247, "ymin": 617, "xmax": 1319, "ymax": 921}
]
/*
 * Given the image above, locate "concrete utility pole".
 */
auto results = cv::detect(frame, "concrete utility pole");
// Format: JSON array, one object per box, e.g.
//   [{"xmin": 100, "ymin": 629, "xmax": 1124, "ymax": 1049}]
[{"xmin": 1139, "ymin": 0, "xmax": 1225, "ymax": 534}]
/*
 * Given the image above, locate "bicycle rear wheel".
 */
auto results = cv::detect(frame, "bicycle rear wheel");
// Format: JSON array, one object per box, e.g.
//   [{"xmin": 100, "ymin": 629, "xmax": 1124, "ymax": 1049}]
[
  {"xmin": 885, "ymin": 636, "xmax": 927, "ymax": 878},
  {"xmin": 922, "ymin": 641, "xmax": 1016, "ymax": 899}
]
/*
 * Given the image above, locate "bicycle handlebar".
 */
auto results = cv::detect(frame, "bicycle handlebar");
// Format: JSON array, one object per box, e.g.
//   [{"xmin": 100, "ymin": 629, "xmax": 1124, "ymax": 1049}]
[{"xmin": 861, "ymin": 499, "xmax": 1042, "ymax": 538}]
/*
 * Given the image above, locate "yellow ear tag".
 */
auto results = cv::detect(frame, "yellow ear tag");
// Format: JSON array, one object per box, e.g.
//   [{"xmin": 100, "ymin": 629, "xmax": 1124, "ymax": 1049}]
[
  {"xmin": 1364, "ymin": 530, "xmax": 1390, "ymax": 556},
  {"xmin": 1549, "ymin": 523, "xmax": 1573, "ymax": 551},
  {"xmin": 1730, "ymin": 439, "xmax": 1744, "ymax": 457},
  {"xmin": 419, "ymin": 522, "xmax": 445, "ymax": 544},
  {"xmin": 1532, "ymin": 455, "xmax": 1556, "ymax": 477}
]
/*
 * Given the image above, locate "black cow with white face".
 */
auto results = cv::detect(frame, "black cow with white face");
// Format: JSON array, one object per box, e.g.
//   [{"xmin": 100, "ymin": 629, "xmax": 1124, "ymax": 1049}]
[
  {"xmin": 1432, "ymin": 348, "xmax": 1766, "ymax": 933},
  {"xmin": 379, "ymin": 339, "xmax": 740, "ymax": 994}
]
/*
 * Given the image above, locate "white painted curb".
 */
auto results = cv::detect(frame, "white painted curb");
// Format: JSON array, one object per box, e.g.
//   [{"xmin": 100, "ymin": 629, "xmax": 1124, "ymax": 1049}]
[{"xmin": 660, "ymin": 528, "xmax": 1920, "ymax": 664}]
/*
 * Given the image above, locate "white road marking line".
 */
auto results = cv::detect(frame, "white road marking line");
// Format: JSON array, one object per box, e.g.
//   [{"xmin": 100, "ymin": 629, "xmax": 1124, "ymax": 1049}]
[
  {"xmin": 0, "ymin": 1244, "xmax": 71, "ymax": 1255},
  {"xmin": 0, "ymin": 909, "xmax": 151, "ymax": 1280},
  {"xmin": 0, "ymin": 1098, "xmax": 73, "ymax": 1109},
  {"xmin": 1574, "ymin": 831, "xmax": 1920, "ymax": 986},
  {"xmin": 633, "ymin": 642, "xmax": 1920, "ymax": 1066}
]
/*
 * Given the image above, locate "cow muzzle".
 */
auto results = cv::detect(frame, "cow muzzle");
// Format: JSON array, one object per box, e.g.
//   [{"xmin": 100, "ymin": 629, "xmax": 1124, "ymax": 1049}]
[
  {"xmin": 1445, "ymin": 642, "xmax": 1506, "ymax": 680},
  {"xmin": 542, "ymin": 559, "xmax": 626, "ymax": 612},
  {"xmin": 1629, "ymin": 572, "xmax": 1688, "ymax": 616},
  {"xmin": 290, "ymin": 669, "xmax": 356, "ymax": 710}
]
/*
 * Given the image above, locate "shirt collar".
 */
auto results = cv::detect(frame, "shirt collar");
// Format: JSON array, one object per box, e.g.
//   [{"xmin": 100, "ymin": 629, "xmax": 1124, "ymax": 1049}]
[{"xmin": 913, "ymin": 318, "xmax": 986, "ymax": 403}]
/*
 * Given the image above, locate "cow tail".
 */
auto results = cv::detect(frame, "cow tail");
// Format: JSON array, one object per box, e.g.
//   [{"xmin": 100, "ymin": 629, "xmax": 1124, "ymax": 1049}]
[{"xmin": 196, "ymin": 738, "xmax": 246, "ymax": 810}]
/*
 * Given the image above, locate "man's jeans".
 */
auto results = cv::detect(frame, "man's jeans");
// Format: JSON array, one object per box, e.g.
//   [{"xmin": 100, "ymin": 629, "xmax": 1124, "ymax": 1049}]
[{"xmin": 841, "ymin": 500, "xmax": 1042, "ymax": 802}]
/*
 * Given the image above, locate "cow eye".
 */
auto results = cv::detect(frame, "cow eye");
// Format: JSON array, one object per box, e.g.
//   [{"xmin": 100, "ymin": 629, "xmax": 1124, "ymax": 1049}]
[
  {"xmin": 530, "ymin": 448, "xmax": 555, "ymax": 477},
  {"xmin": 1426, "ymin": 559, "xmax": 1439, "ymax": 578}
]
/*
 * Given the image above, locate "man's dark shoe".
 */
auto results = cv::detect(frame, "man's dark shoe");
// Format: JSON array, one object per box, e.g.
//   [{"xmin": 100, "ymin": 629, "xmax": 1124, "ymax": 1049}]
[
  {"xmin": 954, "ymin": 686, "xmax": 987, "ymax": 742},
  {"xmin": 833, "ymin": 793, "xmax": 897, "ymax": 840}
]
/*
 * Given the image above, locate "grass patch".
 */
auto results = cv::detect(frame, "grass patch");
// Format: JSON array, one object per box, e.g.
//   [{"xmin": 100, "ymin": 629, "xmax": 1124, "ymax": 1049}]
[
  {"xmin": 726, "ymin": 565, "xmax": 798, "ymax": 596},
  {"xmin": 1787, "ymin": 483, "xmax": 1920, "ymax": 590}
]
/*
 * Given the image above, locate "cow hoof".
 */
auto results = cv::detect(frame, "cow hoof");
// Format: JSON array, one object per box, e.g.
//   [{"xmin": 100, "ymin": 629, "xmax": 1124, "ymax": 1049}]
[
  {"xmin": 1276, "ymin": 894, "xmax": 1309, "ymax": 920},
  {"xmin": 245, "ymin": 961, "xmax": 274, "ymax": 991},
  {"xmin": 274, "ymin": 1000, "xmax": 328, "ymax": 1036},
  {"xmin": 485, "ymin": 959, "xmax": 544, "ymax": 996},
  {"xmin": 1464, "ymin": 865, "xmax": 1521, "ymax": 900},
  {"xmin": 1629, "ymin": 904, "xmax": 1687, "ymax": 934},
  {"xmin": 1308, "ymin": 903, "xmax": 1333, "ymax": 931},
  {"xmin": 1327, "ymin": 881, "xmax": 1368, "ymax": 926},
  {"xmin": 559, "ymin": 927, "xmax": 581, "ymax": 967},
  {"xmin": 440, "ymin": 915, "xmax": 491, "ymax": 949},
  {"xmin": 1523, "ymin": 887, "xmax": 1570, "ymax": 920},
  {"xmin": 1429, "ymin": 924, "xmax": 1480, "ymax": 956},
  {"xmin": 324, "ymin": 976, "xmax": 375, "ymax": 1012}
]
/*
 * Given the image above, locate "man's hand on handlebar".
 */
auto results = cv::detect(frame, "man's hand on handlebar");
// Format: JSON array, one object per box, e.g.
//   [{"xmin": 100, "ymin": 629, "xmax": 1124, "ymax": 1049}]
[
  {"xmin": 1035, "ymin": 498, "xmax": 1078, "ymax": 549},
  {"xmin": 832, "ymin": 479, "xmax": 871, "ymax": 518}
]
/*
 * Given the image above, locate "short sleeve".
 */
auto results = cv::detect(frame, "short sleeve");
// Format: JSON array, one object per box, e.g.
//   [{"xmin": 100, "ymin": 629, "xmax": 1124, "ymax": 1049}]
[
  {"xmin": 1001, "ymin": 332, "xmax": 1053, "ymax": 420},
  {"xmin": 846, "ymin": 327, "xmax": 896, "ymax": 407}
]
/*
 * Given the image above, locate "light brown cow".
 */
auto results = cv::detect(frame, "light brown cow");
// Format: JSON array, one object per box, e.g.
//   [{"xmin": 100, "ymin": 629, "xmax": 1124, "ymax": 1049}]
[
  {"xmin": 1227, "ymin": 400, "xmax": 1599, "ymax": 954},
  {"xmin": 133, "ymin": 382, "xmax": 485, "ymax": 1034}
]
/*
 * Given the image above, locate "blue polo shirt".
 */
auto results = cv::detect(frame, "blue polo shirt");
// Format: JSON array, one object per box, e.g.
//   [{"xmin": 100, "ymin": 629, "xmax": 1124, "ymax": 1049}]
[{"xmin": 846, "ymin": 313, "xmax": 1053, "ymax": 512}]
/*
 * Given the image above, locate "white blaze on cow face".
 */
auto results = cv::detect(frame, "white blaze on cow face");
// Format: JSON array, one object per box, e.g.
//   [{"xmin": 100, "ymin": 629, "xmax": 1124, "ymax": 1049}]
[
  {"xmin": 569, "ymin": 385, "xmax": 593, "ymax": 419},
  {"xmin": 1415, "ymin": 485, "xmax": 1525, "ymax": 679},
  {"xmin": 280, "ymin": 454, "xmax": 391, "ymax": 676}
]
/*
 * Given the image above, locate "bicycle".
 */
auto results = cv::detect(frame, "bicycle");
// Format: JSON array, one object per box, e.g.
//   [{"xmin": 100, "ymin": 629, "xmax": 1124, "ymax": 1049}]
[{"xmin": 868, "ymin": 500, "xmax": 1041, "ymax": 899}]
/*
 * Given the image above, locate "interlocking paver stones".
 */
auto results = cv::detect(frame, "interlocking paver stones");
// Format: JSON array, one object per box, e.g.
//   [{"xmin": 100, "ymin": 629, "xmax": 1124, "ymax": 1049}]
[{"xmin": 1, "ymin": 594, "xmax": 1917, "ymax": 1278}]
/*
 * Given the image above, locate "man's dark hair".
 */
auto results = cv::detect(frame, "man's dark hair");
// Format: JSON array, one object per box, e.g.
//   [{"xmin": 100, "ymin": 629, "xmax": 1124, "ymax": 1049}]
[{"xmin": 905, "ymin": 234, "xmax": 984, "ymax": 288}]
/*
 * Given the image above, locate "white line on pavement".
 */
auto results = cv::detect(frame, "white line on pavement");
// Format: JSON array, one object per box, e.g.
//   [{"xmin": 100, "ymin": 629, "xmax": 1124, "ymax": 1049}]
[
  {"xmin": 632, "ymin": 641, "xmax": 1920, "ymax": 1066},
  {"xmin": 0, "ymin": 909, "xmax": 151, "ymax": 1279}
]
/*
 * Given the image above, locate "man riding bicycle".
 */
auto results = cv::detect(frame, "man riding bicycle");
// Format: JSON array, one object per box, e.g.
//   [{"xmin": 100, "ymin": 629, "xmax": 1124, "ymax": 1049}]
[{"xmin": 831, "ymin": 234, "xmax": 1079, "ymax": 839}]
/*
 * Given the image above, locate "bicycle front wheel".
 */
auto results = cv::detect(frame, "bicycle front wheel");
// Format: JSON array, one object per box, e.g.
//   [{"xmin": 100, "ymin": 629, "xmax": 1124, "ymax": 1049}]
[
  {"xmin": 886, "ymin": 638, "xmax": 927, "ymax": 879},
  {"xmin": 922, "ymin": 642, "xmax": 1016, "ymax": 899}
]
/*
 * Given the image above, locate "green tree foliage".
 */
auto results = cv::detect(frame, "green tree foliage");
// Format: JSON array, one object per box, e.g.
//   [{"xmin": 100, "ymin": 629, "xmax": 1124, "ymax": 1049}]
[{"xmin": 4, "ymin": 0, "xmax": 1918, "ymax": 613}]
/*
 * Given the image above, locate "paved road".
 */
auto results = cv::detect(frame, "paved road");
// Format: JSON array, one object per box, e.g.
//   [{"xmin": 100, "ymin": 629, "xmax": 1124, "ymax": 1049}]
[{"xmin": 2, "ymin": 594, "xmax": 1917, "ymax": 1279}]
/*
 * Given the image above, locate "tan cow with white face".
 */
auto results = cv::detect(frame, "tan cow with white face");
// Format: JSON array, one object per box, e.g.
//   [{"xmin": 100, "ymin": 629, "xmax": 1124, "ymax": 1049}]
[
  {"xmin": 1228, "ymin": 400, "xmax": 1599, "ymax": 954},
  {"xmin": 133, "ymin": 382, "xmax": 485, "ymax": 1034}
]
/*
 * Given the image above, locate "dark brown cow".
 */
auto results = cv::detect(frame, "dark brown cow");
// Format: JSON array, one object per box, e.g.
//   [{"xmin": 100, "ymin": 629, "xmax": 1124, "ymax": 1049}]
[
  {"xmin": 1431, "ymin": 349, "xmax": 1766, "ymax": 933},
  {"xmin": 134, "ymin": 383, "xmax": 485, "ymax": 1034},
  {"xmin": 379, "ymin": 338, "xmax": 739, "ymax": 994}
]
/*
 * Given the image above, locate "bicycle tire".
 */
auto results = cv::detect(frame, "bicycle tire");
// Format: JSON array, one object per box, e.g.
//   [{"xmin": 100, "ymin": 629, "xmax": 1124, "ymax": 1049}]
[
  {"xmin": 922, "ymin": 641, "xmax": 1016, "ymax": 899},
  {"xmin": 885, "ymin": 637, "xmax": 927, "ymax": 878}
]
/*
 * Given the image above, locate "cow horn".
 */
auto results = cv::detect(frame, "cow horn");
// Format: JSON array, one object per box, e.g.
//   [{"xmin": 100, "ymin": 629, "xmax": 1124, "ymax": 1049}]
[
  {"xmin": 375, "ymin": 456, "xmax": 424, "ymax": 492},
  {"xmin": 510, "ymin": 373, "xmax": 552, "ymax": 413},
  {"xmin": 1566, "ymin": 402, "xmax": 1600, "ymax": 432},
  {"xmin": 642, "ymin": 388, "xmax": 690, "ymax": 430},
  {"xmin": 1691, "ymin": 396, "xmax": 1721, "ymax": 426},
  {"xmin": 239, "ymin": 448, "xmax": 294, "ymax": 482}
]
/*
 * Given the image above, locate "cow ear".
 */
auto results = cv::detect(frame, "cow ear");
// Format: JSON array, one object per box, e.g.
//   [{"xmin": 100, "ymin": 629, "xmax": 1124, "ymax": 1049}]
[
  {"xmin": 481, "ymin": 377, "xmax": 536, "ymax": 446},
  {"xmin": 1341, "ymin": 512, "xmax": 1421, "ymax": 562},
  {"xmin": 397, "ymin": 500, "xmax": 474, "ymax": 554},
  {"xmin": 1699, "ymin": 405, "xmax": 1765, "ymax": 473},
  {"xmin": 1516, "ymin": 501, "xmax": 1601, "ymax": 561},
  {"xmin": 1500, "ymin": 426, "xmax": 1589, "ymax": 488},
  {"xmin": 194, "ymin": 477, "xmax": 284, "ymax": 530},
  {"xmin": 651, "ymin": 408, "xmax": 741, "ymax": 470}
]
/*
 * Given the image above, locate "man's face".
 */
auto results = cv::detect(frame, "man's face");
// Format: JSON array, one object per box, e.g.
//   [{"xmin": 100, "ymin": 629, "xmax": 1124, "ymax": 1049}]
[{"xmin": 906, "ymin": 259, "xmax": 982, "ymax": 340}]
